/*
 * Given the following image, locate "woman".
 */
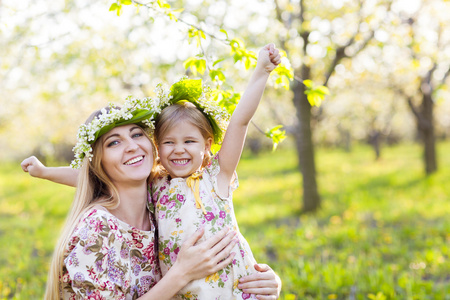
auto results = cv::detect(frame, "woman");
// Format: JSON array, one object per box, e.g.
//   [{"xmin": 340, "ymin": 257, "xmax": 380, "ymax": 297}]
[{"xmin": 22, "ymin": 100, "xmax": 281, "ymax": 299}]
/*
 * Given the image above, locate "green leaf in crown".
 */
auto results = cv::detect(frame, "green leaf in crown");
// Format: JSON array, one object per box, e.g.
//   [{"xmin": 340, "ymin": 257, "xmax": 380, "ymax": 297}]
[
  {"xmin": 166, "ymin": 78, "xmax": 229, "ymax": 146},
  {"xmin": 93, "ymin": 109, "xmax": 155, "ymax": 142}
]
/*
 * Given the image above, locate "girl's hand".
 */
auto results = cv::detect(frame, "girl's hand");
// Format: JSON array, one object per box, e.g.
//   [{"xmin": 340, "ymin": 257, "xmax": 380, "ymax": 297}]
[
  {"xmin": 257, "ymin": 43, "xmax": 282, "ymax": 73},
  {"xmin": 238, "ymin": 263, "xmax": 282, "ymax": 300},
  {"xmin": 21, "ymin": 156, "xmax": 47, "ymax": 178},
  {"xmin": 173, "ymin": 227, "xmax": 238, "ymax": 283}
]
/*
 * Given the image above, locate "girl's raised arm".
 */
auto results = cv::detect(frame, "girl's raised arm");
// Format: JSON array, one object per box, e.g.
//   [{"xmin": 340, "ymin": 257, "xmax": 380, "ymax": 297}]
[
  {"xmin": 217, "ymin": 44, "xmax": 281, "ymax": 189},
  {"xmin": 21, "ymin": 156, "xmax": 78, "ymax": 187}
]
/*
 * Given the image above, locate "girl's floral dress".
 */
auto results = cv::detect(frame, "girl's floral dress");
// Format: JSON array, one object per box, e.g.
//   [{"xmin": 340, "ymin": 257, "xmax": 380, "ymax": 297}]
[
  {"xmin": 61, "ymin": 207, "xmax": 161, "ymax": 300},
  {"xmin": 151, "ymin": 154, "xmax": 258, "ymax": 300}
]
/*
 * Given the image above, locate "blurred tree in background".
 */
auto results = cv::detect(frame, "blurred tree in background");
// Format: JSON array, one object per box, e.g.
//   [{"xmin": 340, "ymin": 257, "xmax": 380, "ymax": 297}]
[{"xmin": 271, "ymin": 0, "xmax": 393, "ymax": 212}]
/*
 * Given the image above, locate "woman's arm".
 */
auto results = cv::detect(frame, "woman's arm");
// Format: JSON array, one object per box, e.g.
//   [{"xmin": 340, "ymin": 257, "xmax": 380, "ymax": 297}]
[
  {"xmin": 139, "ymin": 227, "xmax": 238, "ymax": 299},
  {"xmin": 21, "ymin": 156, "xmax": 78, "ymax": 187},
  {"xmin": 238, "ymin": 264, "xmax": 282, "ymax": 300}
]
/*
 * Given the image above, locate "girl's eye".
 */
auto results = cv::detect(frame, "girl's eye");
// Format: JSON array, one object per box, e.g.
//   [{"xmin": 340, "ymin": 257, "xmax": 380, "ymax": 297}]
[
  {"xmin": 163, "ymin": 141, "xmax": 173, "ymax": 144},
  {"xmin": 185, "ymin": 140, "xmax": 195, "ymax": 143}
]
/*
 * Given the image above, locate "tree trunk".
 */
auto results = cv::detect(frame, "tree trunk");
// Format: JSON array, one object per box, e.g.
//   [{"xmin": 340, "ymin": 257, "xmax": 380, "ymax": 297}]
[
  {"xmin": 292, "ymin": 69, "xmax": 321, "ymax": 212},
  {"xmin": 420, "ymin": 92, "xmax": 437, "ymax": 174}
]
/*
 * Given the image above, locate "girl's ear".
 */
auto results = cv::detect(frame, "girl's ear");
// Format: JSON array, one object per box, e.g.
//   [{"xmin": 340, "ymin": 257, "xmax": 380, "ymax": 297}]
[{"xmin": 204, "ymin": 137, "xmax": 213, "ymax": 152}]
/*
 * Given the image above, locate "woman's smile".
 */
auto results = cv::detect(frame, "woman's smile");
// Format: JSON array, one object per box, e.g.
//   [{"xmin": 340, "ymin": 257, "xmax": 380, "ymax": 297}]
[{"xmin": 124, "ymin": 155, "xmax": 145, "ymax": 165}]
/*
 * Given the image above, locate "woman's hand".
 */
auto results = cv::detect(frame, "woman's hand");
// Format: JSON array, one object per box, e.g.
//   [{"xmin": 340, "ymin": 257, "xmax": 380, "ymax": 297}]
[
  {"xmin": 139, "ymin": 228, "xmax": 238, "ymax": 300},
  {"xmin": 238, "ymin": 263, "xmax": 282, "ymax": 300},
  {"xmin": 172, "ymin": 226, "xmax": 238, "ymax": 283}
]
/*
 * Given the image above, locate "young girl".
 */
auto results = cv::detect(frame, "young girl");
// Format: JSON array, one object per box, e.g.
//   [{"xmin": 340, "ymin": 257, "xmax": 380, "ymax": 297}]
[{"xmin": 150, "ymin": 43, "xmax": 281, "ymax": 299}]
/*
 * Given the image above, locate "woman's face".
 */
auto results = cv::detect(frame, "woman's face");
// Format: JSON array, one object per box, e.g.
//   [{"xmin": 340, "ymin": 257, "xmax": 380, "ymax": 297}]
[{"xmin": 100, "ymin": 124, "xmax": 153, "ymax": 187}]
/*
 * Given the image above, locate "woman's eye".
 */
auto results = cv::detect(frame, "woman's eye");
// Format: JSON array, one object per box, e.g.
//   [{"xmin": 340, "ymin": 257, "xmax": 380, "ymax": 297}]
[
  {"xmin": 107, "ymin": 141, "xmax": 119, "ymax": 147},
  {"xmin": 132, "ymin": 133, "xmax": 144, "ymax": 138}
]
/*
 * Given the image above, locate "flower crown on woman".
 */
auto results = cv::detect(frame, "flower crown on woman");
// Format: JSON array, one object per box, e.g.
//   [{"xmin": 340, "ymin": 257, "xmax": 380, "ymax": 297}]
[{"xmin": 71, "ymin": 77, "xmax": 230, "ymax": 169}]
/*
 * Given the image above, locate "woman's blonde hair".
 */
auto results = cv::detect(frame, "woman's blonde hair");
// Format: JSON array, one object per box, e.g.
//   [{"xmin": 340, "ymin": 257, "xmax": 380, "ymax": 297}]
[
  {"xmin": 45, "ymin": 108, "xmax": 157, "ymax": 299},
  {"xmin": 154, "ymin": 102, "xmax": 214, "ymax": 175}
]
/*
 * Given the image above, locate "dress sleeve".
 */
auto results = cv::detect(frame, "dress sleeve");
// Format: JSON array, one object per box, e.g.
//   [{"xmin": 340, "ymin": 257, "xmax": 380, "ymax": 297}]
[
  {"xmin": 62, "ymin": 210, "xmax": 129, "ymax": 299},
  {"xmin": 205, "ymin": 153, "xmax": 239, "ymax": 200}
]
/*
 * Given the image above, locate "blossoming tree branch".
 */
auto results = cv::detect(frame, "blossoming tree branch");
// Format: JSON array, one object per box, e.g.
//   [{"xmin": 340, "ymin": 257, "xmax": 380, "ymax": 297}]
[{"xmin": 107, "ymin": 0, "xmax": 327, "ymax": 149}]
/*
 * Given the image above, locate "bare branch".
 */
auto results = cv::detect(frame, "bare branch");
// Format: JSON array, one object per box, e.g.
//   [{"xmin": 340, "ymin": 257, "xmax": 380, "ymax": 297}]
[
  {"xmin": 442, "ymin": 65, "xmax": 450, "ymax": 85},
  {"xmin": 323, "ymin": 1, "xmax": 392, "ymax": 86},
  {"xmin": 393, "ymin": 85, "xmax": 430, "ymax": 130}
]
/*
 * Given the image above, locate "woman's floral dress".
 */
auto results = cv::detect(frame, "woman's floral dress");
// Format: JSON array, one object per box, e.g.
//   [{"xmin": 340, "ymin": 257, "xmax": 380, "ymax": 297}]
[
  {"xmin": 151, "ymin": 154, "xmax": 258, "ymax": 300},
  {"xmin": 61, "ymin": 206, "xmax": 161, "ymax": 300}
]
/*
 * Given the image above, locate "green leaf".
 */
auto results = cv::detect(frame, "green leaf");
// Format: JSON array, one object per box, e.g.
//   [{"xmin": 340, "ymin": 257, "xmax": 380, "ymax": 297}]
[
  {"xmin": 303, "ymin": 80, "xmax": 329, "ymax": 107},
  {"xmin": 120, "ymin": 0, "xmax": 132, "ymax": 5},
  {"xmin": 183, "ymin": 57, "xmax": 206, "ymax": 76},
  {"xmin": 220, "ymin": 29, "xmax": 229, "ymax": 39},
  {"xmin": 315, "ymin": 85, "xmax": 330, "ymax": 95},
  {"xmin": 303, "ymin": 79, "xmax": 313, "ymax": 88},
  {"xmin": 265, "ymin": 125, "xmax": 287, "ymax": 151},
  {"xmin": 109, "ymin": 3, "xmax": 120, "ymax": 11},
  {"xmin": 244, "ymin": 57, "xmax": 251, "ymax": 70},
  {"xmin": 195, "ymin": 59, "xmax": 206, "ymax": 75},
  {"xmin": 210, "ymin": 69, "xmax": 226, "ymax": 82},
  {"xmin": 272, "ymin": 64, "xmax": 294, "ymax": 90},
  {"xmin": 212, "ymin": 58, "xmax": 226, "ymax": 67}
]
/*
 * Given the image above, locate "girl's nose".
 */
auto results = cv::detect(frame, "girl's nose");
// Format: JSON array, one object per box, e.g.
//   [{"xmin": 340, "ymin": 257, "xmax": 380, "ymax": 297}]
[{"xmin": 173, "ymin": 143, "xmax": 185, "ymax": 154}]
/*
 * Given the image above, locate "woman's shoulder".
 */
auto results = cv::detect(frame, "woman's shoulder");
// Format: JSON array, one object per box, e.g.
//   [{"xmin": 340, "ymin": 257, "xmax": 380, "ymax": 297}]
[
  {"xmin": 78, "ymin": 206, "xmax": 115, "ymax": 227},
  {"xmin": 70, "ymin": 207, "xmax": 122, "ymax": 241}
]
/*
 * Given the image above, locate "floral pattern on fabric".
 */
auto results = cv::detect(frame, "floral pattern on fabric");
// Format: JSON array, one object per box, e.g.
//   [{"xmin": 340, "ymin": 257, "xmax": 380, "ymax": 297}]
[
  {"xmin": 152, "ymin": 154, "xmax": 258, "ymax": 299},
  {"xmin": 61, "ymin": 207, "xmax": 161, "ymax": 300}
]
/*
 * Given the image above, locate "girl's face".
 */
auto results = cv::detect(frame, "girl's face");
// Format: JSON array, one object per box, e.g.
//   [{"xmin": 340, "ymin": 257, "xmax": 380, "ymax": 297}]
[
  {"xmin": 101, "ymin": 124, "xmax": 154, "ymax": 187},
  {"xmin": 158, "ymin": 120, "xmax": 212, "ymax": 179}
]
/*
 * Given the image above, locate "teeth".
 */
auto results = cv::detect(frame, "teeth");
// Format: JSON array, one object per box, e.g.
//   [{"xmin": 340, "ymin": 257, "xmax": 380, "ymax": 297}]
[
  {"xmin": 124, "ymin": 156, "xmax": 144, "ymax": 165},
  {"xmin": 173, "ymin": 159, "xmax": 189, "ymax": 165}
]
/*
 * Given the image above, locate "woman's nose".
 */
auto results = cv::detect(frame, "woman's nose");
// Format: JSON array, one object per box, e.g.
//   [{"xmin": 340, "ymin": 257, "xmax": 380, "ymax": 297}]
[{"xmin": 125, "ymin": 139, "xmax": 139, "ymax": 152}]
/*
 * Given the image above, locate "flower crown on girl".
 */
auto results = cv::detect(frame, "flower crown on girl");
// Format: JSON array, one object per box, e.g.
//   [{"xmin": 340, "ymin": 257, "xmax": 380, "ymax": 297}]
[
  {"xmin": 71, "ymin": 77, "xmax": 230, "ymax": 169},
  {"xmin": 155, "ymin": 77, "xmax": 230, "ymax": 145}
]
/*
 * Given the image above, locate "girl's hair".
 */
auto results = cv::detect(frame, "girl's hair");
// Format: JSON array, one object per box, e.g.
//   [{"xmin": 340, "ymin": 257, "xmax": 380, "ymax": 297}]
[
  {"xmin": 154, "ymin": 102, "xmax": 214, "ymax": 175},
  {"xmin": 45, "ymin": 108, "xmax": 157, "ymax": 299}
]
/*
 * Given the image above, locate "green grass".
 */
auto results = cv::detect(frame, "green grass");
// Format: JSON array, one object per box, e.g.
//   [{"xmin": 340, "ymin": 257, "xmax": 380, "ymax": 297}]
[{"xmin": 1, "ymin": 142, "xmax": 450, "ymax": 299}]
